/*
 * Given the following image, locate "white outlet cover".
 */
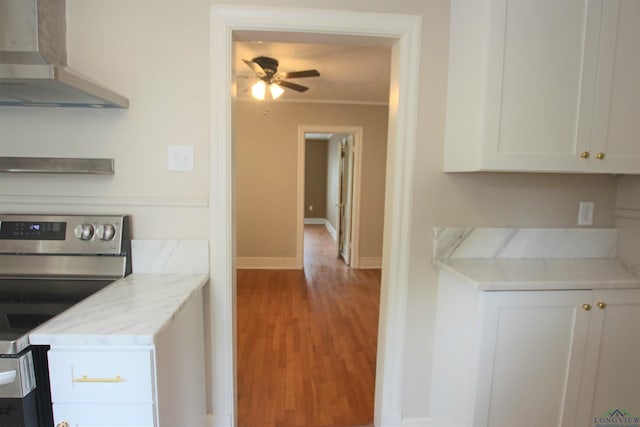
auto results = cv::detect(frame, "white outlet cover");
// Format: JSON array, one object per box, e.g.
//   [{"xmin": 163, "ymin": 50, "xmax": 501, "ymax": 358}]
[
  {"xmin": 167, "ymin": 145, "xmax": 194, "ymax": 172},
  {"xmin": 578, "ymin": 201, "xmax": 595, "ymax": 226}
]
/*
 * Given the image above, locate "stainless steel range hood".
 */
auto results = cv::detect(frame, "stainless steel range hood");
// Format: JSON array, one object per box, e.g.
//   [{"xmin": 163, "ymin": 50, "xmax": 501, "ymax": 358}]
[{"xmin": 0, "ymin": 0, "xmax": 129, "ymax": 108}]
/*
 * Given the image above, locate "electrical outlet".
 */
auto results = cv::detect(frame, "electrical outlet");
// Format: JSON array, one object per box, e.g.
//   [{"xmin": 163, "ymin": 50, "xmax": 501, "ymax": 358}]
[
  {"xmin": 167, "ymin": 145, "xmax": 194, "ymax": 172},
  {"xmin": 578, "ymin": 201, "xmax": 594, "ymax": 226}
]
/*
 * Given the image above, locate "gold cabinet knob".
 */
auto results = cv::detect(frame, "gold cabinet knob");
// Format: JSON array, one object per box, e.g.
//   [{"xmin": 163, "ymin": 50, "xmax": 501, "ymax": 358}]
[
  {"xmin": 597, "ymin": 302, "xmax": 606, "ymax": 309},
  {"xmin": 596, "ymin": 152, "xmax": 605, "ymax": 159},
  {"xmin": 582, "ymin": 303, "xmax": 592, "ymax": 311},
  {"xmin": 580, "ymin": 151, "xmax": 590, "ymax": 159}
]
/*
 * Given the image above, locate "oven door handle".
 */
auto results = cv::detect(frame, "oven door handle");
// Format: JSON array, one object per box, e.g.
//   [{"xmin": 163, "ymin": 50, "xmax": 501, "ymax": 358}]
[{"xmin": 0, "ymin": 370, "xmax": 17, "ymax": 385}]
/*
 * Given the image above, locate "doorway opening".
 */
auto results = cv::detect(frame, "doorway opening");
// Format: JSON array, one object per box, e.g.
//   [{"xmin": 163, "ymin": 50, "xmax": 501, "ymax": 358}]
[
  {"xmin": 235, "ymin": 61, "xmax": 382, "ymax": 426},
  {"xmin": 300, "ymin": 127, "xmax": 364, "ymax": 269}
]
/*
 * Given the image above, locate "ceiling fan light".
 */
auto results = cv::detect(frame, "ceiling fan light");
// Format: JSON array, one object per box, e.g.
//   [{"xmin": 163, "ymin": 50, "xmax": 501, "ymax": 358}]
[
  {"xmin": 251, "ymin": 80, "xmax": 266, "ymax": 100},
  {"xmin": 269, "ymin": 84, "xmax": 285, "ymax": 100}
]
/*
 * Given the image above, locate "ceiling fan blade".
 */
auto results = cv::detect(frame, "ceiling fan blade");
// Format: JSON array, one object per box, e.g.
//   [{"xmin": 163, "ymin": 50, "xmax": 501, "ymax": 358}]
[
  {"xmin": 276, "ymin": 80, "xmax": 309, "ymax": 92},
  {"xmin": 242, "ymin": 59, "xmax": 267, "ymax": 78},
  {"xmin": 279, "ymin": 69, "xmax": 320, "ymax": 79}
]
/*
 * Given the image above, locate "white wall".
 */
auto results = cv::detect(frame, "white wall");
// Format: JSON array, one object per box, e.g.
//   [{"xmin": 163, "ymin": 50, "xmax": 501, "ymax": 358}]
[
  {"xmin": 0, "ymin": 0, "xmax": 623, "ymax": 422},
  {"xmin": 0, "ymin": 0, "xmax": 211, "ymax": 239}
]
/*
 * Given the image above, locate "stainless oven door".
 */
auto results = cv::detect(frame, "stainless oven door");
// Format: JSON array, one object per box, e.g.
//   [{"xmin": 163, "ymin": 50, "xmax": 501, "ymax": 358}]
[
  {"xmin": 0, "ymin": 350, "xmax": 38, "ymax": 427},
  {"xmin": 0, "ymin": 351, "xmax": 35, "ymax": 398}
]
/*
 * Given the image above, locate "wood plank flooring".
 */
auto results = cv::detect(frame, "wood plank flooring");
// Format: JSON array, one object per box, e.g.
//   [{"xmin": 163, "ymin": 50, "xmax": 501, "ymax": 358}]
[{"xmin": 237, "ymin": 225, "xmax": 381, "ymax": 427}]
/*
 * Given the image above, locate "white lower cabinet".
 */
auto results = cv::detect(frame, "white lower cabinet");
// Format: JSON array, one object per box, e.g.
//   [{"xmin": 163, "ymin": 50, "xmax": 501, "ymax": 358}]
[
  {"xmin": 575, "ymin": 290, "xmax": 640, "ymax": 426},
  {"xmin": 473, "ymin": 291, "xmax": 589, "ymax": 427},
  {"xmin": 431, "ymin": 270, "xmax": 640, "ymax": 427},
  {"xmin": 47, "ymin": 288, "xmax": 206, "ymax": 427},
  {"xmin": 49, "ymin": 348, "xmax": 156, "ymax": 427}
]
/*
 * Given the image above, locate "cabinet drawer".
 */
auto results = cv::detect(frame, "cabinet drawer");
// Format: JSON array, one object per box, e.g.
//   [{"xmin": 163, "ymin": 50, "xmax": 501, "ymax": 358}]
[
  {"xmin": 49, "ymin": 349, "xmax": 155, "ymax": 404},
  {"xmin": 53, "ymin": 402, "xmax": 155, "ymax": 426}
]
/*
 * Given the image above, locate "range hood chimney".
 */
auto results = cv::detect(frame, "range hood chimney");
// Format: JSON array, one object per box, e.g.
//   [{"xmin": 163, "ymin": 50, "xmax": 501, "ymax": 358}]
[{"xmin": 0, "ymin": 0, "xmax": 129, "ymax": 108}]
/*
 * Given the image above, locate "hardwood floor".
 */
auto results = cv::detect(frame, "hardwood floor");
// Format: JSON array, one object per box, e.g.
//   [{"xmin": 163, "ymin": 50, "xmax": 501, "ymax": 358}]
[{"xmin": 237, "ymin": 225, "xmax": 381, "ymax": 427}]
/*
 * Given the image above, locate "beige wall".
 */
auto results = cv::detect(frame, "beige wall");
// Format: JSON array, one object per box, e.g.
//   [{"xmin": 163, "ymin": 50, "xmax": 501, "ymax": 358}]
[
  {"xmin": 235, "ymin": 101, "xmax": 389, "ymax": 259},
  {"xmin": 304, "ymin": 139, "xmax": 328, "ymax": 219},
  {"xmin": 0, "ymin": 0, "xmax": 624, "ymax": 421}
]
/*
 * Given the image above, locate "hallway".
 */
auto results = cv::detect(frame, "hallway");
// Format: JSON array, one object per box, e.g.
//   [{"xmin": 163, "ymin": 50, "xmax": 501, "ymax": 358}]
[{"xmin": 237, "ymin": 225, "xmax": 381, "ymax": 427}]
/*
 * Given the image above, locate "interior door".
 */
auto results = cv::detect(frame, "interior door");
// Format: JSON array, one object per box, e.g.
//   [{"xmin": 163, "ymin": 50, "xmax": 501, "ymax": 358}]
[{"xmin": 338, "ymin": 135, "xmax": 354, "ymax": 264}]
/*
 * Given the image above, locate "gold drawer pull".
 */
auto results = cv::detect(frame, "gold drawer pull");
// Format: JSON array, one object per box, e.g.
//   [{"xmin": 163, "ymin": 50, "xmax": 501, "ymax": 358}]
[
  {"xmin": 597, "ymin": 302, "xmax": 607, "ymax": 309},
  {"xmin": 582, "ymin": 303, "xmax": 592, "ymax": 311},
  {"xmin": 596, "ymin": 152, "xmax": 605, "ymax": 160},
  {"xmin": 580, "ymin": 151, "xmax": 590, "ymax": 159},
  {"xmin": 73, "ymin": 374, "xmax": 125, "ymax": 383}
]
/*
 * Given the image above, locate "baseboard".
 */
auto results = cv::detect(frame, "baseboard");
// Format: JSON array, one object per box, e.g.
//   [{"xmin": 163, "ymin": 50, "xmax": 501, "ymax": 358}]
[
  {"xmin": 236, "ymin": 257, "xmax": 299, "ymax": 269},
  {"xmin": 325, "ymin": 220, "xmax": 337, "ymax": 241},
  {"xmin": 206, "ymin": 413, "xmax": 231, "ymax": 427},
  {"xmin": 401, "ymin": 417, "xmax": 432, "ymax": 426},
  {"xmin": 304, "ymin": 218, "xmax": 327, "ymax": 225},
  {"xmin": 359, "ymin": 257, "xmax": 382, "ymax": 269}
]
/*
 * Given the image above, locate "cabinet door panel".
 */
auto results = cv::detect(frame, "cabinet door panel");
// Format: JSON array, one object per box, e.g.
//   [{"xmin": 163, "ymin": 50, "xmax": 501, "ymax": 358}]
[
  {"xmin": 53, "ymin": 402, "xmax": 154, "ymax": 426},
  {"xmin": 475, "ymin": 291, "xmax": 590, "ymax": 427},
  {"xmin": 591, "ymin": 1, "xmax": 640, "ymax": 173},
  {"xmin": 48, "ymin": 348, "xmax": 154, "ymax": 404},
  {"xmin": 576, "ymin": 290, "xmax": 640, "ymax": 425},
  {"xmin": 483, "ymin": 0, "xmax": 600, "ymax": 171}
]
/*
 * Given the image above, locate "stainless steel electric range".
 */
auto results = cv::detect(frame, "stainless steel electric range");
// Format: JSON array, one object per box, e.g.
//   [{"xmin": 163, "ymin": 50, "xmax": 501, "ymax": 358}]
[{"xmin": 0, "ymin": 214, "xmax": 131, "ymax": 427}]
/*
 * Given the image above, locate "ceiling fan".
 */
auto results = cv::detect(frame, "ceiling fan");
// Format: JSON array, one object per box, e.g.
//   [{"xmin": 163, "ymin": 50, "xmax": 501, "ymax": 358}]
[{"xmin": 242, "ymin": 56, "xmax": 320, "ymax": 100}]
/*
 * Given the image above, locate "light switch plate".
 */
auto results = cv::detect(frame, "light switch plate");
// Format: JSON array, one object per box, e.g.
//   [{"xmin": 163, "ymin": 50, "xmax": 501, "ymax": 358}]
[{"xmin": 167, "ymin": 145, "xmax": 194, "ymax": 172}]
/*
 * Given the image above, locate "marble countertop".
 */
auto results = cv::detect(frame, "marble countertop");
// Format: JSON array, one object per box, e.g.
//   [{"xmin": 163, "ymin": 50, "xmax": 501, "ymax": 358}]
[
  {"xmin": 29, "ymin": 273, "xmax": 208, "ymax": 347},
  {"xmin": 433, "ymin": 227, "xmax": 640, "ymax": 291},
  {"xmin": 436, "ymin": 258, "xmax": 640, "ymax": 291}
]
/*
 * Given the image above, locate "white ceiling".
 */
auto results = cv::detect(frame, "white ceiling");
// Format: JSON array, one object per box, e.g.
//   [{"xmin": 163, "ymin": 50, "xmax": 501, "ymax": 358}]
[{"xmin": 234, "ymin": 40, "xmax": 392, "ymax": 105}]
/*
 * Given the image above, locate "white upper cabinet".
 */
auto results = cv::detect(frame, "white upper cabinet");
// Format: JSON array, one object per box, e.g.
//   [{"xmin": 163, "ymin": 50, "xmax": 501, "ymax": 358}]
[
  {"xmin": 590, "ymin": 1, "xmax": 640, "ymax": 173},
  {"xmin": 444, "ymin": 0, "xmax": 640, "ymax": 173}
]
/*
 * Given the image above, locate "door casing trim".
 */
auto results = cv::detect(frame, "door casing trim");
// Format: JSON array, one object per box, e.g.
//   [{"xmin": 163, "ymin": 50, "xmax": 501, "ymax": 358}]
[{"xmin": 209, "ymin": 5, "xmax": 422, "ymax": 426}]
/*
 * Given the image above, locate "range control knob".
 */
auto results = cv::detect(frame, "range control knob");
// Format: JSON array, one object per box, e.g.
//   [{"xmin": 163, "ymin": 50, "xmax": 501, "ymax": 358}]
[
  {"xmin": 74, "ymin": 224, "xmax": 94, "ymax": 241},
  {"xmin": 96, "ymin": 224, "xmax": 116, "ymax": 241}
]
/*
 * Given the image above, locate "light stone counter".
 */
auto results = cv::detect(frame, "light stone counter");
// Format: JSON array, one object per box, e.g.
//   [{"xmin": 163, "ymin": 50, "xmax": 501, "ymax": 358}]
[
  {"xmin": 29, "ymin": 239, "xmax": 210, "ymax": 346},
  {"xmin": 437, "ymin": 258, "xmax": 640, "ymax": 291},
  {"xmin": 434, "ymin": 228, "xmax": 640, "ymax": 291},
  {"xmin": 29, "ymin": 273, "xmax": 208, "ymax": 346}
]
